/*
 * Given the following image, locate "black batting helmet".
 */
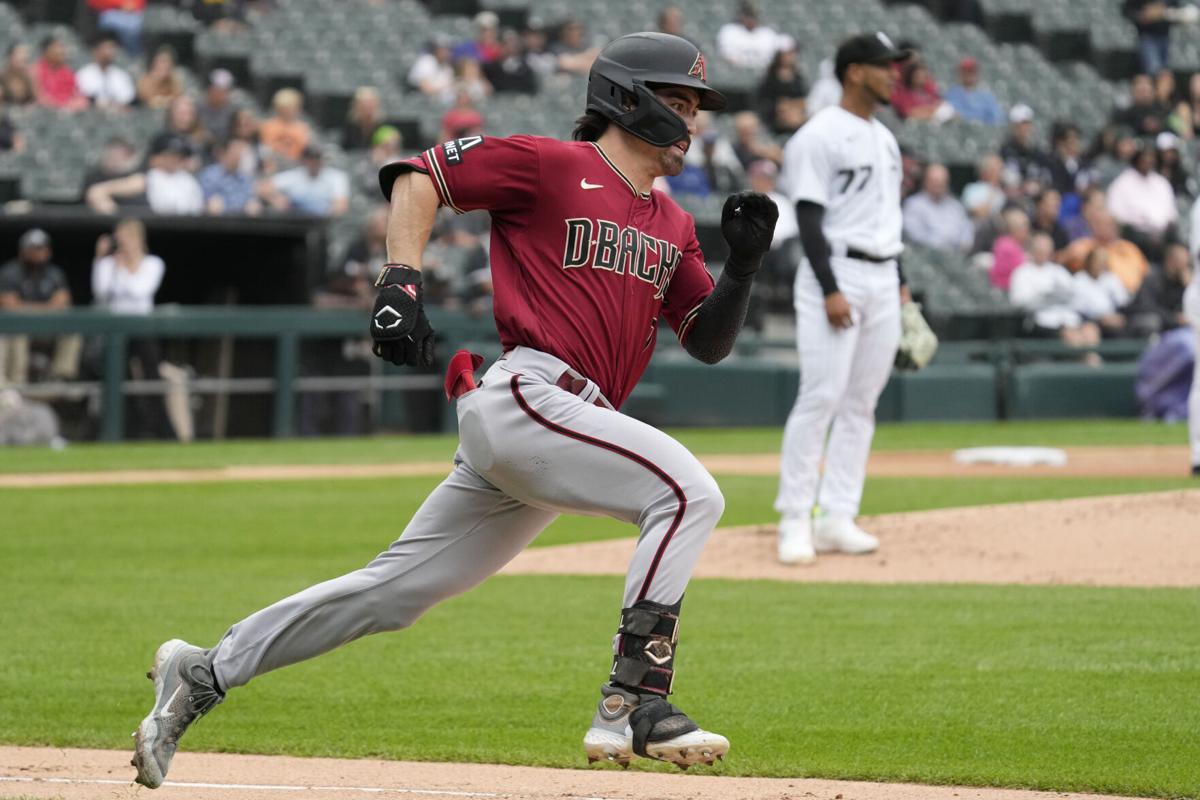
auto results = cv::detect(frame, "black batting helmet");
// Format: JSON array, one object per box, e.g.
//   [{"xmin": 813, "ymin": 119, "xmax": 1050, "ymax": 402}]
[{"xmin": 586, "ymin": 32, "xmax": 726, "ymax": 148}]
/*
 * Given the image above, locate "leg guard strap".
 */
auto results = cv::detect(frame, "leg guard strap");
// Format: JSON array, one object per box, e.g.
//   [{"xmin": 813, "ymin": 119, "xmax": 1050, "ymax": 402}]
[
  {"xmin": 629, "ymin": 696, "xmax": 700, "ymax": 757},
  {"xmin": 610, "ymin": 599, "xmax": 680, "ymax": 697}
]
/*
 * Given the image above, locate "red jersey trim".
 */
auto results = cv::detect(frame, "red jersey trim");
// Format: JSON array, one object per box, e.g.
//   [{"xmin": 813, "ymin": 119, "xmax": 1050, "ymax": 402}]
[
  {"xmin": 422, "ymin": 147, "xmax": 466, "ymax": 215},
  {"xmin": 589, "ymin": 143, "xmax": 651, "ymax": 200},
  {"xmin": 675, "ymin": 301, "xmax": 704, "ymax": 344}
]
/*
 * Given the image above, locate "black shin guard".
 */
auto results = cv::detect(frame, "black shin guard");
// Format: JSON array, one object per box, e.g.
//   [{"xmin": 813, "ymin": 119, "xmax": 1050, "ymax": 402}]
[{"xmin": 608, "ymin": 600, "xmax": 680, "ymax": 697}]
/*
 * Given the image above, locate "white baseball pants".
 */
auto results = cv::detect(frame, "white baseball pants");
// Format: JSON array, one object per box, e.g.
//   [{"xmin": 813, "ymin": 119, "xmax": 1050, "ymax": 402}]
[
  {"xmin": 776, "ymin": 256, "xmax": 901, "ymax": 519},
  {"xmin": 210, "ymin": 347, "xmax": 724, "ymax": 690}
]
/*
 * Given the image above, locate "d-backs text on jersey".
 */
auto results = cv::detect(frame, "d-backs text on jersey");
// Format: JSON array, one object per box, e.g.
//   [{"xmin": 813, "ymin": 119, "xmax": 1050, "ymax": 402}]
[{"xmin": 561, "ymin": 218, "xmax": 683, "ymax": 300}]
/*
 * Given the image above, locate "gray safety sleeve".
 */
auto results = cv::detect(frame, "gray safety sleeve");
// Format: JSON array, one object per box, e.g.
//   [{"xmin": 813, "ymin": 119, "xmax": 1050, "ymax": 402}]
[{"xmin": 682, "ymin": 269, "xmax": 753, "ymax": 365}]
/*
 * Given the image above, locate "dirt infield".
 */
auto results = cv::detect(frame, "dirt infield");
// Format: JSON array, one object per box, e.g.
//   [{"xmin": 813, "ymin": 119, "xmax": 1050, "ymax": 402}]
[
  {"xmin": 0, "ymin": 445, "xmax": 1192, "ymax": 487},
  {"xmin": 0, "ymin": 746, "xmax": 1156, "ymax": 800},
  {"xmin": 506, "ymin": 490, "xmax": 1200, "ymax": 587}
]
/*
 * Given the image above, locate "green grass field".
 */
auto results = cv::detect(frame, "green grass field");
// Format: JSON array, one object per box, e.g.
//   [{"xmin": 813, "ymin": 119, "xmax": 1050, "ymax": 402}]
[{"xmin": 2, "ymin": 421, "xmax": 1197, "ymax": 798}]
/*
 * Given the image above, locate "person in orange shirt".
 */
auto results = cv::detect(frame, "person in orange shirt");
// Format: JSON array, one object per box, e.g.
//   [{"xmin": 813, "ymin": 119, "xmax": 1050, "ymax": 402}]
[
  {"xmin": 259, "ymin": 88, "xmax": 311, "ymax": 164},
  {"xmin": 1060, "ymin": 209, "xmax": 1150, "ymax": 294}
]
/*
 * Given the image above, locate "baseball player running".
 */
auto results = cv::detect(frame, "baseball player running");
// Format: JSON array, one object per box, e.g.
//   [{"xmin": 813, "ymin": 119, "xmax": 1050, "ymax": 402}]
[
  {"xmin": 131, "ymin": 32, "xmax": 777, "ymax": 788},
  {"xmin": 775, "ymin": 33, "xmax": 912, "ymax": 565}
]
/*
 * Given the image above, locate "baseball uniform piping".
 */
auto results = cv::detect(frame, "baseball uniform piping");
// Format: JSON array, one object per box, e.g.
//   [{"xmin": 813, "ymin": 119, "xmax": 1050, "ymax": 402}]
[
  {"xmin": 509, "ymin": 375, "xmax": 685, "ymax": 601},
  {"xmin": 589, "ymin": 143, "xmax": 652, "ymax": 199},
  {"xmin": 675, "ymin": 302, "xmax": 704, "ymax": 344},
  {"xmin": 422, "ymin": 148, "xmax": 466, "ymax": 215}
]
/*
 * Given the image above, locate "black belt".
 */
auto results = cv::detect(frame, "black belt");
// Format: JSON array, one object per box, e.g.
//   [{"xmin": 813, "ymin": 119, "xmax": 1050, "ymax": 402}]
[{"xmin": 843, "ymin": 247, "xmax": 895, "ymax": 264}]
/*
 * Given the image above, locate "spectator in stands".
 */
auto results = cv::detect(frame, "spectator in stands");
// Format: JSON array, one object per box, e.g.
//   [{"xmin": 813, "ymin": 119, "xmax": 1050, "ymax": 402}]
[
  {"xmin": 552, "ymin": 19, "xmax": 601, "ymax": 76},
  {"xmin": 76, "ymin": 33, "xmax": 135, "ymax": 109},
  {"xmin": 2, "ymin": 43, "xmax": 35, "ymax": 106},
  {"xmin": 82, "ymin": 135, "xmax": 139, "ymax": 197},
  {"xmin": 88, "ymin": 0, "xmax": 145, "ymax": 57},
  {"xmin": 261, "ymin": 145, "xmax": 349, "ymax": 217},
  {"xmin": 1155, "ymin": 67, "xmax": 1176, "ymax": 108},
  {"xmin": 1106, "ymin": 142, "xmax": 1177, "ymax": 261},
  {"xmin": 136, "ymin": 45, "xmax": 184, "ymax": 110},
  {"xmin": 1071, "ymin": 246, "xmax": 1130, "ymax": 337},
  {"xmin": 656, "ymin": 5, "xmax": 698, "ymax": 47},
  {"xmin": 1000, "ymin": 104, "xmax": 1049, "ymax": 189},
  {"xmin": 1062, "ymin": 210, "xmax": 1150, "ymax": 293},
  {"xmin": 1030, "ymin": 188, "xmax": 1070, "ymax": 251},
  {"xmin": 1009, "ymin": 232, "xmax": 1097, "ymax": 345},
  {"xmin": 1046, "ymin": 122, "xmax": 1092, "ymax": 198},
  {"xmin": 87, "ymin": 133, "xmax": 204, "ymax": 215},
  {"xmin": 1127, "ymin": 241, "xmax": 1192, "ymax": 334},
  {"xmin": 806, "ymin": 57, "xmax": 842, "ymax": 117},
  {"xmin": 189, "ymin": 0, "xmax": 248, "ymax": 32},
  {"xmin": 299, "ymin": 208, "xmax": 385, "ymax": 436},
  {"xmin": 893, "ymin": 58, "xmax": 954, "ymax": 123},
  {"xmin": 342, "ymin": 86, "xmax": 382, "ymax": 151},
  {"xmin": 200, "ymin": 138, "xmax": 260, "ymax": 215},
  {"xmin": 160, "ymin": 93, "xmax": 208, "ymax": 164},
  {"xmin": 34, "ymin": 36, "xmax": 86, "ymax": 111},
  {"xmin": 439, "ymin": 93, "xmax": 485, "ymax": 142},
  {"xmin": 962, "ymin": 153, "xmax": 1007, "ymax": 223},
  {"xmin": 453, "ymin": 57, "xmax": 493, "ymax": 104},
  {"xmin": 521, "ymin": 19, "xmax": 558, "ymax": 77},
  {"xmin": 259, "ymin": 87, "xmax": 311, "ymax": 163},
  {"xmin": 408, "ymin": 35, "xmax": 456, "ymax": 103},
  {"xmin": 990, "ymin": 206, "xmax": 1032, "ymax": 290},
  {"xmin": 0, "ymin": 93, "xmax": 23, "ymax": 153},
  {"xmin": 1154, "ymin": 131, "xmax": 1193, "ymax": 197},
  {"xmin": 945, "ymin": 56, "xmax": 1003, "ymax": 125},
  {"xmin": 757, "ymin": 41, "xmax": 807, "ymax": 136},
  {"xmin": 731, "ymin": 110, "xmax": 782, "ymax": 168},
  {"xmin": 1167, "ymin": 73, "xmax": 1200, "ymax": 138},
  {"xmin": 230, "ymin": 107, "xmax": 264, "ymax": 176},
  {"xmin": 1113, "ymin": 73, "xmax": 1168, "ymax": 136},
  {"xmin": 1063, "ymin": 186, "xmax": 1106, "ymax": 241},
  {"xmin": 91, "ymin": 219, "xmax": 192, "ymax": 440},
  {"xmin": 903, "ymin": 163, "xmax": 974, "ymax": 252},
  {"xmin": 717, "ymin": 0, "xmax": 781, "ymax": 70},
  {"xmin": 356, "ymin": 124, "xmax": 403, "ymax": 195},
  {"xmin": 197, "ymin": 69, "xmax": 238, "ymax": 145},
  {"xmin": 1123, "ymin": 0, "xmax": 1198, "ymax": 74},
  {"xmin": 678, "ymin": 111, "xmax": 743, "ymax": 196},
  {"xmin": 484, "ymin": 30, "xmax": 538, "ymax": 94},
  {"xmin": 0, "ymin": 229, "xmax": 80, "ymax": 385},
  {"xmin": 453, "ymin": 11, "xmax": 502, "ymax": 64}
]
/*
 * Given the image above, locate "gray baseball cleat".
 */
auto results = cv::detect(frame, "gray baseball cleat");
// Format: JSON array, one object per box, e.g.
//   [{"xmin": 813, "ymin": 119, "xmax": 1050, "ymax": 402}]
[
  {"xmin": 131, "ymin": 639, "xmax": 224, "ymax": 789},
  {"xmin": 583, "ymin": 684, "xmax": 729, "ymax": 769}
]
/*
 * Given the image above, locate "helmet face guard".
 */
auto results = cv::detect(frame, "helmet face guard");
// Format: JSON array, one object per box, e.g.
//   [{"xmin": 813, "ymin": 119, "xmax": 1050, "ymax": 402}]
[{"xmin": 585, "ymin": 32, "xmax": 727, "ymax": 148}]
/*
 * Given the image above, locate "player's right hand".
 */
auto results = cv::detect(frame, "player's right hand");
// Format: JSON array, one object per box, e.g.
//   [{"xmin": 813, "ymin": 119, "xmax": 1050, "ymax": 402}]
[
  {"xmin": 824, "ymin": 292, "xmax": 854, "ymax": 330},
  {"xmin": 370, "ymin": 265, "xmax": 436, "ymax": 367}
]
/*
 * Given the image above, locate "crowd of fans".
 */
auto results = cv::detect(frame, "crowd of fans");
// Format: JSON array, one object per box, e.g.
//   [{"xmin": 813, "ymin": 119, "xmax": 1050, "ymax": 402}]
[{"xmin": 2, "ymin": 0, "xmax": 1200, "ymax": 429}]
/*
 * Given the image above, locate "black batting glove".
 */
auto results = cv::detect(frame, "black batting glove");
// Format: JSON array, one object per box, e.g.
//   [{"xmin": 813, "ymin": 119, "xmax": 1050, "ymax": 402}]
[
  {"xmin": 370, "ymin": 264, "xmax": 436, "ymax": 367},
  {"xmin": 720, "ymin": 191, "xmax": 779, "ymax": 279}
]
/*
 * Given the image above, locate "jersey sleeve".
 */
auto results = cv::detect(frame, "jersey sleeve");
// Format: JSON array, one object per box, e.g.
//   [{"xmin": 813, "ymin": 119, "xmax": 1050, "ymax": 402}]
[
  {"xmin": 782, "ymin": 123, "xmax": 833, "ymax": 208},
  {"xmin": 662, "ymin": 224, "xmax": 715, "ymax": 344},
  {"xmin": 378, "ymin": 135, "xmax": 540, "ymax": 216}
]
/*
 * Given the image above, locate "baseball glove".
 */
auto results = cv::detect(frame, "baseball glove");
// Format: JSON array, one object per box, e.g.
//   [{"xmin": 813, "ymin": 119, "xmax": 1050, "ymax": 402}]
[{"xmin": 895, "ymin": 302, "xmax": 938, "ymax": 371}]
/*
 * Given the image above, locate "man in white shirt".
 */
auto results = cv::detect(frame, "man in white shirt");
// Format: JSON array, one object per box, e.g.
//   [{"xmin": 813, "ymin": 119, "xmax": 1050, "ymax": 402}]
[
  {"xmin": 1009, "ymin": 233, "xmax": 1096, "ymax": 344},
  {"xmin": 716, "ymin": 1, "xmax": 782, "ymax": 70},
  {"xmin": 85, "ymin": 134, "xmax": 203, "ymax": 215},
  {"xmin": 1107, "ymin": 145, "xmax": 1178, "ymax": 240},
  {"xmin": 902, "ymin": 162, "xmax": 974, "ymax": 251},
  {"xmin": 776, "ymin": 32, "xmax": 913, "ymax": 564},
  {"xmin": 75, "ymin": 34, "xmax": 135, "ymax": 108},
  {"xmin": 264, "ymin": 146, "xmax": 350, "ymax": 217},
  {"xmin": 1071, "ymin": 246, "xmax": 1130, "ymax": 336}
]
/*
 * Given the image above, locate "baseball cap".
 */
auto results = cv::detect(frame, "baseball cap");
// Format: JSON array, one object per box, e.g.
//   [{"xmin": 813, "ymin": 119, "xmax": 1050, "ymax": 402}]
[
  {"xmin": 1009, "ymin": 103, "xmax": 1034, "ymax": 124},
  {"xmin": 209, "ymin": 68, "xmax": 234, "ymax": 90},
  {"xmin": 1156, "ymin": 131, "xmax": 1180, "ymax": 151},
  {"xmin": 300, "ymin": 144, "xmax": 323, "ymax": 160},
  {"xmin": 150, "ymin": 132, "xmax": 191, "ymax": 157},
  {"xmin": 959, "ymin": 56, "xmax": 978, "ymax": 71},
  {"xmin": 19, "ymin": 228, "xmax": 50, "ymax": 251},
  {"xmin": 834, "ymin": 32, "xmax": 910, "ymax": 82},
  {"xmin": 442, "ymin": 107, "xmax": 484, "ymax": 138}
]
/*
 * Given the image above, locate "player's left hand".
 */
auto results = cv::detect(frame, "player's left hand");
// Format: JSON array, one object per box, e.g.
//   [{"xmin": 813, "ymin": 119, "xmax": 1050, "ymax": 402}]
[{"xmin": 720, "ymin": 191, "xmax": 778, "ymax": 277}]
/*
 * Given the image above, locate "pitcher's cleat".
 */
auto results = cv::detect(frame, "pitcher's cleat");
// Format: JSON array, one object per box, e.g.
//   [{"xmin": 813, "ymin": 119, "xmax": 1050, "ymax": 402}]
[
  {"xmin": 813, "ymin": 514, "xmax": 879, "ymax": 554},
  {"xmin": 131, "ymin": 639, "xmax": 224, "ymax": 789},
  {"xmin": 777, "ymin": 515, "xmax": 816, "ymax": 565},
  {"xmin": 583, "ymin": 684, "xmax": 729, "ymax": 770}
]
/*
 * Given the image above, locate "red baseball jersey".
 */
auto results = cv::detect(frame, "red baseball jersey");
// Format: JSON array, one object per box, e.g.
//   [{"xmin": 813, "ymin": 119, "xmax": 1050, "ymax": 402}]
[{"xmin": 384, "ymin": 134, "xmax": 715, "ymax": 408}]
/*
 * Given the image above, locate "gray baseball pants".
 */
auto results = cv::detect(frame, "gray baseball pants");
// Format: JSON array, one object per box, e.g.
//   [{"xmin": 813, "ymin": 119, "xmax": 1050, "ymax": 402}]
[{"xmin": 209, "ymin": 347, "xmax": 724, "ymax": 690}]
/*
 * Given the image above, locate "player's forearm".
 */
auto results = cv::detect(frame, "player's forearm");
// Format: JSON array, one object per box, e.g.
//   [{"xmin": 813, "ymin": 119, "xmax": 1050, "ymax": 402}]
[
  {"xmin": 682, "ymin": 271, "xmax": 753, "ymax": 365},
  {"xmin": 385, "ymin": 172, "xmax": 440, "ymax": 269},
  {"xmin": 795, "ymin": 201, "xmax": 839, "ymax": 296}
]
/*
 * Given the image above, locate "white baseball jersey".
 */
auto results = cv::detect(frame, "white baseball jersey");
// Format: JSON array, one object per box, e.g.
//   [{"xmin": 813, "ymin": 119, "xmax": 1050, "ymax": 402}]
[{"xmin": 781, "ymin": 105, "xmax": 903, "ymax": 259}]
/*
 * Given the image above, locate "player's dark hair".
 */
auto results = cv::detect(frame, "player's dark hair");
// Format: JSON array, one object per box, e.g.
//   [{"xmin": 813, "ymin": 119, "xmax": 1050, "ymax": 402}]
[{"xmin": 572, "ymin": 110, "xmax": 610, "ymax": 142}]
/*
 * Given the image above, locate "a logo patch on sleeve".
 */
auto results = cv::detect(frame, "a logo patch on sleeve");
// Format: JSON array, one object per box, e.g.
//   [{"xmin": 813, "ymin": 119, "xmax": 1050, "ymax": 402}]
[{"xmin": 442, "ymin": 136, "xmax": 484, "ymax": 165}]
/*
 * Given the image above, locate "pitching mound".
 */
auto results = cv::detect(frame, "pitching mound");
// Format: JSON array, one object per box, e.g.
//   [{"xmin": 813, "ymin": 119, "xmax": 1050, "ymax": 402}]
[
  {"xmin": 505, "ymin": 491, "xmax": 1200, "ymax": 587},
  {"xmin": 0, "ymin": 746, "xmax": 1155, "ymax": 800}
]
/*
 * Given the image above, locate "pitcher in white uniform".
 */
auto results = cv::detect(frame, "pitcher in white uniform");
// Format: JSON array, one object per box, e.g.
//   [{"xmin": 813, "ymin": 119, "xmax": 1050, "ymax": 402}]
[{"xmin": 775, "ymin": 33, "xmax": 912, "ymax": 564}]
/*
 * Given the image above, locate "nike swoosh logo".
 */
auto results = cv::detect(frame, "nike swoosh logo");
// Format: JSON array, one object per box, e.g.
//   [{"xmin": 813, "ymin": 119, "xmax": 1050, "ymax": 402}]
[
  {"xmin": 159, "ymin": 684, "xmax": 183, "ymax": 718},
  {"xmin": 580, "ymin": 178, "xmax": 604, "ymax": 190}
]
